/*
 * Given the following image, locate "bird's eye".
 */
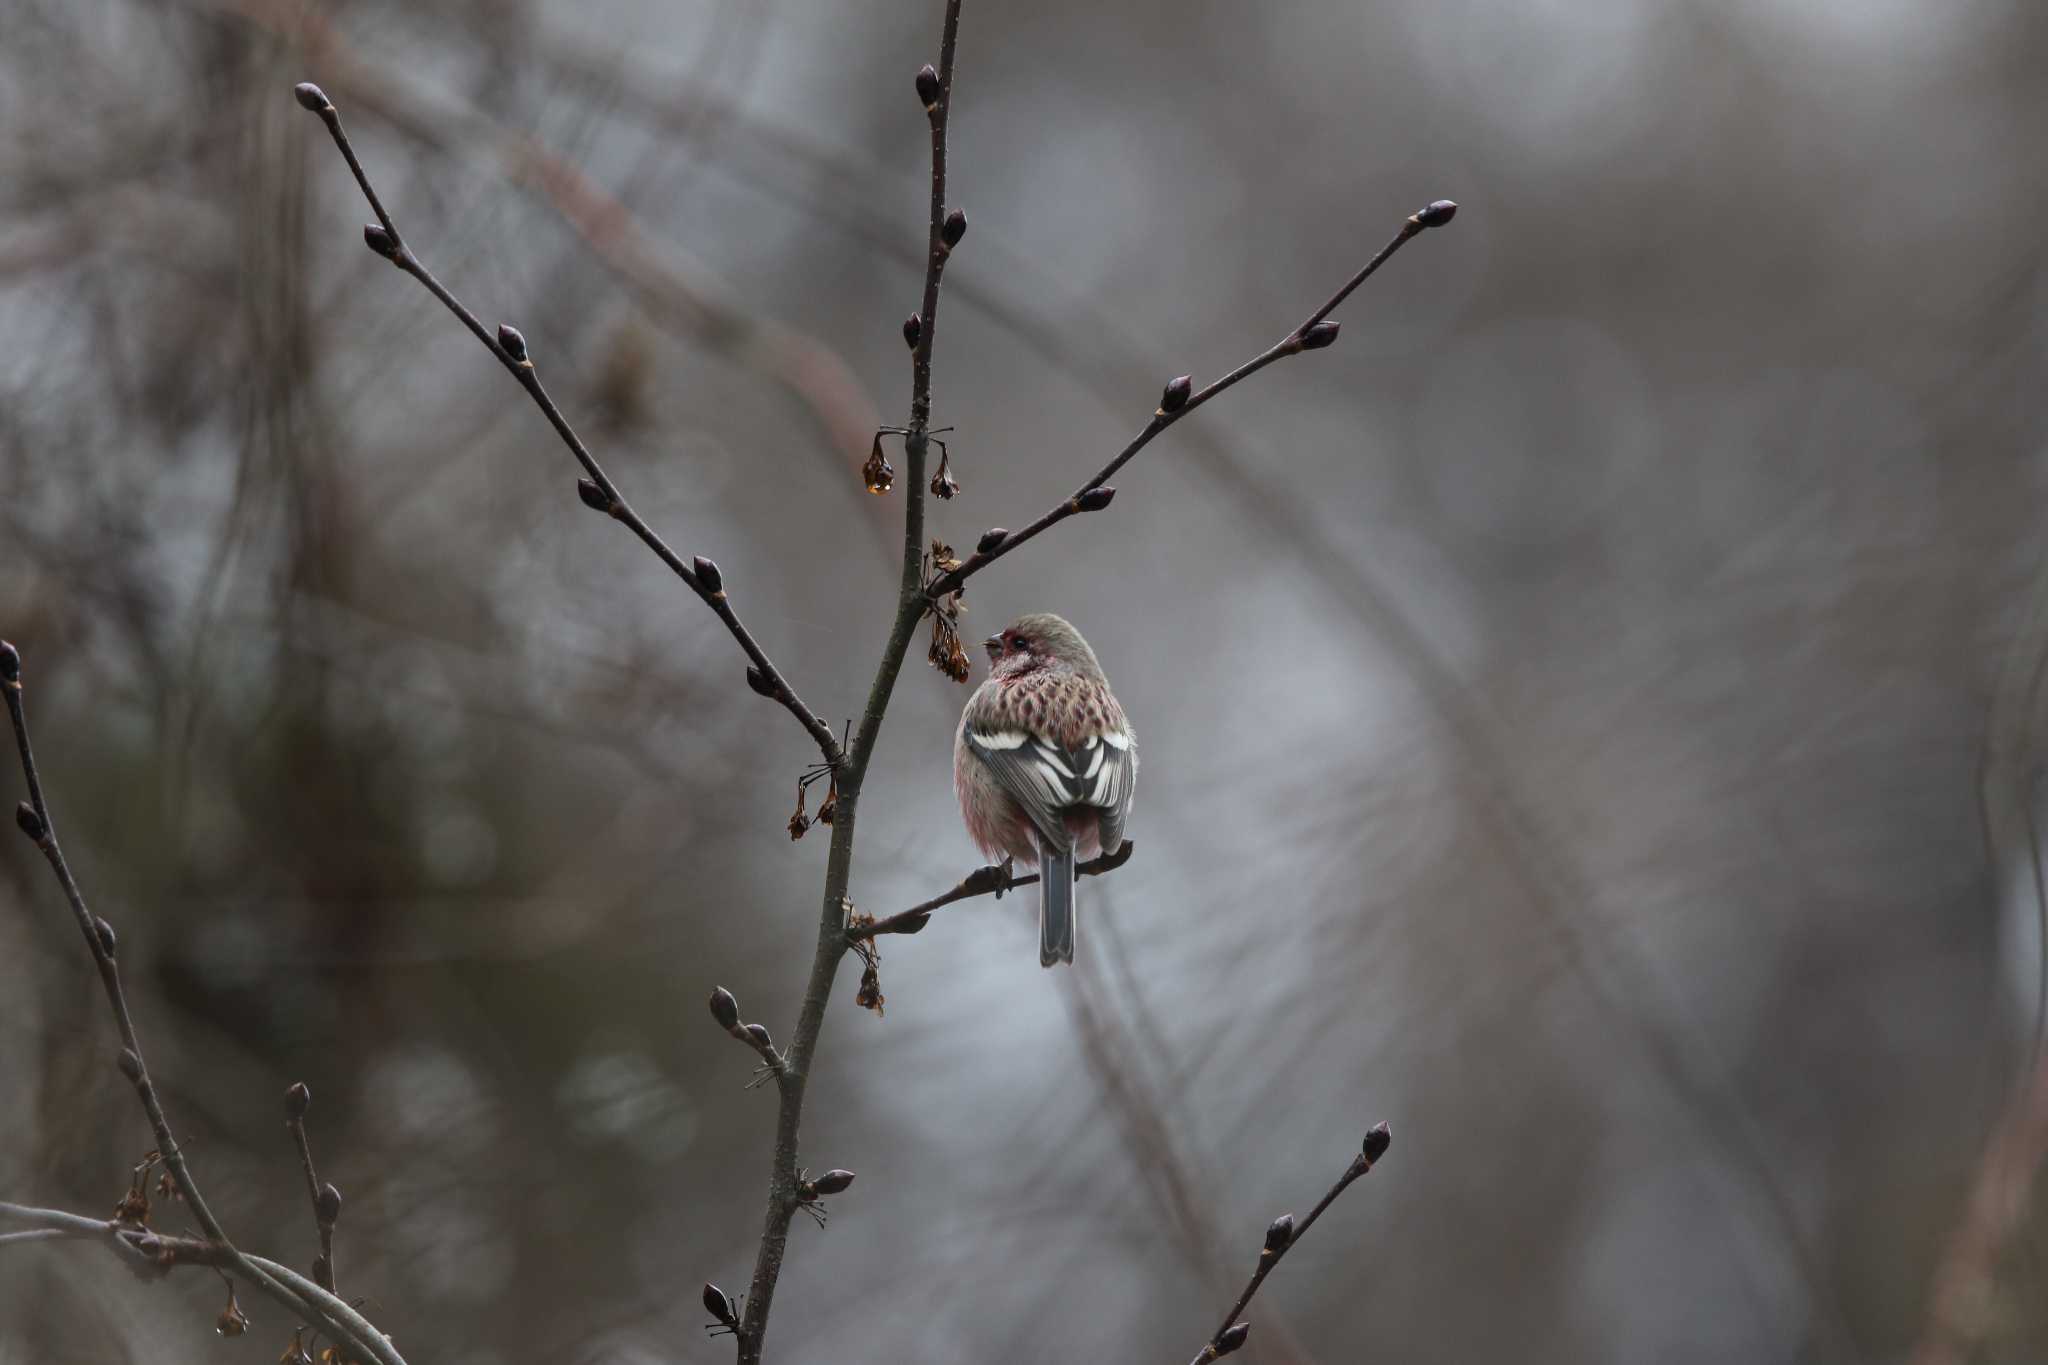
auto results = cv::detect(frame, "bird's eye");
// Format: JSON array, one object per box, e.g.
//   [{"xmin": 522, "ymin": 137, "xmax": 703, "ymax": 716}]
[{"xmin": 1012, "ymin": 636, "xmax": 1029, "ymax": 652}]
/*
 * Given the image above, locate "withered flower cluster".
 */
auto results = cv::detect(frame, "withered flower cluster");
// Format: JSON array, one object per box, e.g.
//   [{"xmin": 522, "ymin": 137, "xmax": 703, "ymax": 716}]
[{"xmin": 923, "ymin": 540, "xmax": 971, "ymax": 682}]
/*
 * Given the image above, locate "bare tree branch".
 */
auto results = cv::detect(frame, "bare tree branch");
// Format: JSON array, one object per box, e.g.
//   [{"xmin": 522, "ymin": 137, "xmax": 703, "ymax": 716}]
[
  {"xmin": 1186, "ymin": 1125, "xmax": 1393, "ymax": 1363},
  {"xmin": 1, "ymin": 644, "xmax": 401, "ymax": 1365},
  {"xmin": 291, "ymin": 83, "xmax": 845, "ymax": 770},
  {"xmin": 0, "ymin": 1200, "xmax": 398, "ymax": 1359},
  {"xmin": 926, "ymin": 201, "xmax": 1456, "ymax": 600},
  {"xmin": 849, "ymin": 842, "xmax": 1136, "ymax": 941},
  {"xmin": 729, "ymin": 7, "xmax": 966, "ymax": 1360}
]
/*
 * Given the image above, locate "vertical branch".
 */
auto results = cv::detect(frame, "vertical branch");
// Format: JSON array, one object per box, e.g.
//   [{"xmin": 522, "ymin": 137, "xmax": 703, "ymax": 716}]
[{"xmin": 732, "ymin": 4, "xmax": 965, "ymax": 1361}]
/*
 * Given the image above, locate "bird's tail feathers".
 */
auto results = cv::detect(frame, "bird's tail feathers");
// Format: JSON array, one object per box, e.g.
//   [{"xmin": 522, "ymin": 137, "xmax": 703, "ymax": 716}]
[{"xmin": 1038, "ymin": 841, "xmax": 1076, "ymax": 967}]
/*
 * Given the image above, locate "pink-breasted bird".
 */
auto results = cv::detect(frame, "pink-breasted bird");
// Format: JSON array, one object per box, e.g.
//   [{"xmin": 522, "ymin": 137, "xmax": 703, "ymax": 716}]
[{"xmin": 954, "ymin": 613, "xmax": 1136, "ymax": 966}]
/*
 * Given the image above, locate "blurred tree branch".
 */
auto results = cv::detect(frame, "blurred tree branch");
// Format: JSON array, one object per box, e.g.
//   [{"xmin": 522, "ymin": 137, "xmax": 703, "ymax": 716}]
[{"xmin": 3, "ymin": 643, "xmax": 399, "ymax": 1365}]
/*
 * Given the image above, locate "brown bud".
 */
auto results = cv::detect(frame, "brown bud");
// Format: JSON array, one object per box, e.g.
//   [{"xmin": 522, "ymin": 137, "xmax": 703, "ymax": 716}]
[
  {"xmin": 941, "ymin": 208, "xmax": 968, "ymax": 248},
  {"xmin": 117, "ymin": 1049, "xmax": 143, "ymax": 1082},
  {"xmin": 1159, "ymin": 374, "xmax": 1192, "ymax": 414},
  {"xmin": 316, "ymin": 1182, "xmax": 342, "ymax": 1227},
  {"xmin": 14, "ymin": 801, "xmax": 44, "ymax": 842},
  {"xmin": 1300, "ymin": 321, "xmax": 1341, "ymax": 351},
  {"xmin": 93, "ymin": 917, "xmax": 117, "ymax": 958},
  {"xmin": 0, "ymin": 639, "xmax": 19, "ymax": 681},
  {"xmin": 693, "ymin": 556, "xmax": 723, "ymax": 594},
  {"xmin": 745, "ymin": 665, "xmax": 775, "ymax": 699},
  {"xmin": 709, "ymin": 987, "xmax": 740, "ymax": 1031},
  {"xmin": 743, "ymin": 1023, "xmax": 774, "ymax": 1052},
  {"xmin": 1414, "ymin": 198, "xmax": 1459, "ymax": 228},
  {"xmin": 703, "ymin": 1282, "xmax": 739, "ymax": 1328},
  {"xmin": 1074, "ymin": 486, "xmax": 1116, "ymax": 513},
  {"xmin": 1263, "ymin": 1213, "xmax": 1294, "ymax": 1254},
  {"xmin": 496, "ymin": 323, "xmax": 528, "ymax": 363},
  {"xmin": 809, "ymin": 1168, "xmax": 856, "ymax": 1196},
  {"xmin": 1363, "ymin": 1120, "xmax": 1392, "ymax": 1163},
  {"xmin": 362, "ymin": 223, "xmax": 396, "ymax": 259},
  {"xmin": 310, "ymin": 1254, "xmax": 332, "ymax": 1291},
  {"xmin": 293, "ymin": 82, "xmax": 329, "ymax": 112},
  {"xmin": 286, "ymin": 1082, "xmax": 312, "ymax": 1120},
  {"xmin": 1216, "ymin": 1322, "xmax": 1251, "ymax": 1356},
  {"xmin": 903, "ymin": 313, "xmax": 922, "ymax": 350},
  {"xmin": 915, "ymin": 64, "xmax": 941, "ymax": 109},
  {"xmin": 975, "ymin": 527, "xmax": 1007, "ymax": 554}
]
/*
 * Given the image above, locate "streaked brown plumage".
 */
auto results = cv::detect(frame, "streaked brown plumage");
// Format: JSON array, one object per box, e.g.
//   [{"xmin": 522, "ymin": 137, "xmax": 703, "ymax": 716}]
[{"xmin": 954, "ymin": 613, "xmax": 1136, "ymax": 966}]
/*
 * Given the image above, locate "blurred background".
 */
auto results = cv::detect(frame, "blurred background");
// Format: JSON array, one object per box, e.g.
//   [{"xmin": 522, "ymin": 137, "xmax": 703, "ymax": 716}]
[{"xmin": 3, "ymin": 0, "xmax": 2046, "ymax": 1360}]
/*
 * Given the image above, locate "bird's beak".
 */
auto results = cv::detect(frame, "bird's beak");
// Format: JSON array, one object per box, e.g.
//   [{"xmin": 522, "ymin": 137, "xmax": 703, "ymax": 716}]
[{"xmin": 983, "ymin": 634, "xmax": 1003, "ymax": 662}]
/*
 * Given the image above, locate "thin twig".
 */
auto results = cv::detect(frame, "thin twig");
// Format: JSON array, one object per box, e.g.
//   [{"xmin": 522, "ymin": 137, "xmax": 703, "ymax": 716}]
[
  {"xmin": 731, "ymin": 5, "xmax": 964, "ymax": 1361},
  {"xmin": 284, "ymin": 1083, "xmax": 339, "ymax": 1293},
  {"xmin": 926, "ymin": 201, "xmax": 1456, "ymax": 600},
  {"xmin": 1187, "ymin": 1124, "xmax": 1393, "ymax": 1363},
  {"xmin": 292, "ymin": 85, "xmax": 843, "ymax": 770},
  {"xmin": 849, "ymin": 842, "xmax": 1136, "ymax": 941},
  {"xmin": 1, "ymin": 646, "xmax": 401, "ymax": 1365}
]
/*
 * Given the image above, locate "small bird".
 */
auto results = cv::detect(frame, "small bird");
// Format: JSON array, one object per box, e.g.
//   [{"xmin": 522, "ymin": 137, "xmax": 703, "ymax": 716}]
[{"xmin": 955, "ymin": 612, "xmax": 1136, "ymax": 966}]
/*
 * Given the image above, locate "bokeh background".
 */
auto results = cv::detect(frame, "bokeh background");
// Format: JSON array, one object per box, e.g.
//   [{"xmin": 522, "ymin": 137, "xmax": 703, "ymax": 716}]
[{"xmin": 4, "ymin": 0, "xmax": 2048, "ymax": 1360}]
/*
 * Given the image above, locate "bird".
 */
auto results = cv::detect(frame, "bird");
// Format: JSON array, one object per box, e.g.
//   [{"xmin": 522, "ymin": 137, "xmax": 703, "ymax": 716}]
[{"xmin": 954, "ymin": 612, "xmax": 1136, "ymax": 966}]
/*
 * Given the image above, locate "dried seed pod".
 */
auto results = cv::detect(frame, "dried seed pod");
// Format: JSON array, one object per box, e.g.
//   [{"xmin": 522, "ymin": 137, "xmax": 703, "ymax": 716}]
[{"xmin": 862, "ymin": 433, "xmax": 896, "ymax": 495}]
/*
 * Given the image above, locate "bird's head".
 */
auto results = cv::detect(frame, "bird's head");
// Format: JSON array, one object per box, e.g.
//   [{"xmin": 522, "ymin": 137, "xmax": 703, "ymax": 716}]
[{"xmin": 983, "ymin": 612, "xmax": 1104, "ymax": 681}]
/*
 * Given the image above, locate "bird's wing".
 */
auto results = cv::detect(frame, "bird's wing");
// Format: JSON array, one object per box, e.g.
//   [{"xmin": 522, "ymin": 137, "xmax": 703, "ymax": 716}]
[{"xmin": 963, "ymin": 725, "xmax": 1135, "ymax": 855}]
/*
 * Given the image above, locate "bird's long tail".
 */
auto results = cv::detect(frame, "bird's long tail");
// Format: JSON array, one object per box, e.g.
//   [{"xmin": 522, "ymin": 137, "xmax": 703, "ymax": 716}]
[{"xmin": 1038, "ymin": 840, "xmax": 1077, "ymax": 967}]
